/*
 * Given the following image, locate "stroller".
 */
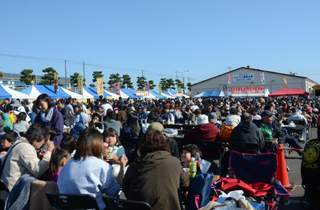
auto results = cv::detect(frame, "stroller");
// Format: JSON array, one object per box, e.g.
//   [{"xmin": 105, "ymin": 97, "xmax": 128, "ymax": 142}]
[{"xmin": 213, "ymin": 151, "xmax": 291, "ymax": 209}]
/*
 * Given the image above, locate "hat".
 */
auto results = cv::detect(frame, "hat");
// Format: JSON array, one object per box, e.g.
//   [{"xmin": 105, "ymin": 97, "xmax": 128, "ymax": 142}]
[
  {"xmin": 196, "ymin": 115, "xmax": 209, "ymax": 125},
  {"xmin": 147, "ymin": 122, "xmax": 164, "ymax": 132},
  {"xmin": 113, "ymin": 107, "xmax": 119, "ymax": 111},
  {"xmin": 252, "ymin": 115, "xmax": 262, "ymax": 121},
  {"xmin": 0, "ymin": 119, "xmax": 4, "ymax": 132},
  {"xmin": 10, "ymin": 99, "xmax": 21, "ymax": 108},
  {"xmin": 191, "ymin": 105, "xmax": 199, "ymax": 113},
  {"xmin": 261, "ymin": 110, "xmax": 273, "ymax": 118},
  {"xmin": 127, "ymin": 106, "xmax": 135, "ymax": 112},
  {"xmin": 224, "ymin": 105, "xmax": 230, "ymax": 110},
  {"xmin": 208, "ymin": 112, "xmax": 217, "ymax": 124}
]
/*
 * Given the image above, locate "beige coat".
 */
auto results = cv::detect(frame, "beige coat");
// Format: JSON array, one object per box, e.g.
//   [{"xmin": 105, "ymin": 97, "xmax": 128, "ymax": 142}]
[{"xmin": 0, "ymin": 138, "xmax": 51, "ymax": 191}]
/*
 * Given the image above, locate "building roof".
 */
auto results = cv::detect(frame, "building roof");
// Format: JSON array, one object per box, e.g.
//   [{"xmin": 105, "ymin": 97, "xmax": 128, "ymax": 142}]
[{"xmin": 191, "ymin": 66, "xmax": 318, "ymax": 86}]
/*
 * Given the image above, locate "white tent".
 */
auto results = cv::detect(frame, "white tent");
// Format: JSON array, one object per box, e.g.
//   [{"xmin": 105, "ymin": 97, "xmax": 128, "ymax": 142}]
[
  {"xmin": 104, "ymin": 90, "xmax": 119, "ymax": 99},
  {"xmin": 118, "ymin": 90, "xmax": 130, "ymax": 99},
  {"xmin": 231, "ymin": 89, "xmax": 270, "ymax": 97},
  {"xmin": 60, "ymin": 87, "xmax": 85, "ymax": 99},
  {"xmin": 0, "ymin": 85, "xmax": 29, "ymax": 99}
]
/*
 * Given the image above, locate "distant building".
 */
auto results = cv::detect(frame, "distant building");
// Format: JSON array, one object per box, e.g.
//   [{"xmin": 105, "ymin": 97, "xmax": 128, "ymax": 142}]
[
  {"xmin": 0, "ymin": 72, "xmax": 71, "ymax": 91},
  {"xmin": 191, "ymin": 66, "xmax": 318, "ymax": 97}
]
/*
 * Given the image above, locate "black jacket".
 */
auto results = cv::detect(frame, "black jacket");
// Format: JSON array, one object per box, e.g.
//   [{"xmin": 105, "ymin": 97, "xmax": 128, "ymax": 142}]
[{"xmin": 230, "ymin": 121, "xmax": 265, "ymax": 150}]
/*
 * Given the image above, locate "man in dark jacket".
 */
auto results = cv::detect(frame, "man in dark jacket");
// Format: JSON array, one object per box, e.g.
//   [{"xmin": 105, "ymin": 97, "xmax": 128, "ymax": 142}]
[{"xmin": 229, "ymin": 113, "xmax": 265, "ymax": 152}]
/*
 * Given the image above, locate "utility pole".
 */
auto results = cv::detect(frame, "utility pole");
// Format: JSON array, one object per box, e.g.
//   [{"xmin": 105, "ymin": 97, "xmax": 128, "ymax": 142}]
[
  {"xmin": 176, "ymin": 70, "xmax": 189, "ymax": 94},
  {"xmin": 142, "ymin": 70, "xmax": 144, "ymax": 77},
  {"xmin": 227, "ymin": 66, "xmax": 232, "ymax": 72},
  {"xmin": 83, "ymin": 61, "xmax": 86, "ymax": 86},
  {"xmin": 65, "ymin": 60, "xmax": 67, "ymax": 88}
]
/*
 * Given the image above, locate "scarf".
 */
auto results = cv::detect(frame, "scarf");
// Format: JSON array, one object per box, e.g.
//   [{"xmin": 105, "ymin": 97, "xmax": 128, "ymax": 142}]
[{"xmin": 40, "ymin": 107, "xmax": 54, "ymax": 123}]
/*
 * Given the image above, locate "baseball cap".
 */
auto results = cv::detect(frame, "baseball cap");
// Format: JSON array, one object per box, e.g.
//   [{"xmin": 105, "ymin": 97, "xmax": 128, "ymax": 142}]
[
  {"xmin": 261, "ymin": 110, "xmax": 272, "ymax": 118},
  {"xmin": 147, "ymin": 122, "xmax": 164, "ymax": 132}
]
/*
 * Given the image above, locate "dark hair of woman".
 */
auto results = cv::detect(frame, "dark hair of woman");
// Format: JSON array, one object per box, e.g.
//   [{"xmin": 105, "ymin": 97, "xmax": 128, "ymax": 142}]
[
  {"xmin": 182, "ymin": 144, "xmax": 202, "ymax": 158},
  {"xmin": 66, "ymin": 97, "xmax": 72, "ymax": 105},
  {"xmin": 58, "ymin": 98, "xmax": 66, "ymax": 105},
  {"xmin": 36, "ymin": 94, "xmax": 54, "ymax": 110},
  {"xmin": 16, "ymin": 112, "xmax": 27, "ymax": 123},
  {"xmin": 92, "ymin": 112, "xmax": 101, "ymax": 122},
  {"xmin": 2, "ymin": 131, "xmax": 18, "ymax": 143},
  {"xmin": 60, "ymin": 133, "xmax": 77, "ymax": 154},
  {"xmin": 147, "ymin": 110, "xmax": 159, "ymax": 123},
  {"xmin": 139, "ymin": 130, "xmax": 170, "ymax": 156},
  {"xmin": 126, "ymin": 114, "xmax": 138, "ymax": 133},
  {"xmin": 107, "ymin": 110, "xmax": 116, "ymax": 120},
  {"xmin": 103, "ymin": 128, "xmax": 121, "ymax": 146},
  {"xmin": 193, "ymin": 109, "xmax": 201, "ymax": 115},
  {"xmin": 25, "ymin": 123, "xmax": 49, "ymax": 145},
  {"xmin": 74, "ymin": 129, "xmax": 104, "ymax": 161}
]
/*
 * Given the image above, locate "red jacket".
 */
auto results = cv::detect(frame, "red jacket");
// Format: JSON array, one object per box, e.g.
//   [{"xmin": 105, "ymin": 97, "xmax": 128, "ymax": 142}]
[{"xmin": 184, "ymin": 123, "xmax": 220, "ymax": 142}]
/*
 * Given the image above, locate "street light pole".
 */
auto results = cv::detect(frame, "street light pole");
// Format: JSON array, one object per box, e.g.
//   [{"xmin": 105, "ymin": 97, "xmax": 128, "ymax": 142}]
[{"xmin": 176, "ymin": 70, "xmax": 189, "ymax": 94}]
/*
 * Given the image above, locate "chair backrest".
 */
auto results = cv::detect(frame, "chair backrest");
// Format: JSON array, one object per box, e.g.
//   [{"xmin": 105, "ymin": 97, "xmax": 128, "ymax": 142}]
[
  {"xmin": 102, "ymin": 195, "xmax": 152, "ymax": 210},
  {"xmin": 229, "ymin": 142, "xmax": 259, "ymax": 154},
  {"xmin": 194, "ymin": 140, "xmax": 221, "ymax": 160},
  {"xmin": 230, "ymin": 151, "xmax": 277, "ymax": 184},
  {"xmin": 46, "ymin": 193, "xmax": 99, "ymax": 210}
]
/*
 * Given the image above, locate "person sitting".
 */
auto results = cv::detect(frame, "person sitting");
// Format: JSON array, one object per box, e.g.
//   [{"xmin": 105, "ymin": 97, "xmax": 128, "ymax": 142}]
[
  {"xmin": 161, "ymin": 106, "xmax": 175, "ymax": 125},
  {"xmin": 57, "ymin": 99, "xmax": 73, "ymax": 128},
  {"xmin": 89, "ymin": 112, "xmax": 103, "ymax": 132},
  {"xmin": 184, "ymin": 114, "xmax": 220, "ymax": 143},
  {"xmin": 229, "ymin": 113, "xmax": 265, "ymax": 152},
  {"xmin": 70, "ymin": 113, "xmax": 89, "ymax": 140},
  {"xmin": 225, "ymin": 107, "xmax": 241, "ymax": 127},
  {"xmin": 60, "ymin": 133, "xmax": 77, "ymax": 156},
  {"xmin": 288, "ymin": 107, "xmax": 308, "ymax": 126},
  {"xmin": 41, "ymin": 148, "xmax": 70, "ymax": 182},
  {"xmin": 13, "ymin": 112, "xmax": 30, "ymax": 136},
  {"xmin": 0, "ymin": 124, "xmax": 54, "ymax": 193},
  {"xmin": 104, "ymin": 110, "xmax": 122, "ymax": 136},
  {"xmin": 122, "ymin": 129, "xmax": 188, "ymax": 210},
  {"xmin": 0, "ymin": 131, "xmax": 18, "ymax": 156},
  {"xmin": 57, "ymin": 129, "xmax": 127, "ymax": 210},
  {"xmin": 1, "ymin": 113, "xmax": 12, "ymax": 132},
  {"xmin": 103, "ymin": 128, "xmax": 126, "ymax": 164},
  {"xmin": 254, "ymin": 110, "xmax": 285, "ymax": 152}
]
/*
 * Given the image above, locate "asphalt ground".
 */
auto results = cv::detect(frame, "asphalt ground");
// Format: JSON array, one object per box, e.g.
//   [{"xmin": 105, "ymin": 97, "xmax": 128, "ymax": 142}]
[{"xmin": 278, "ymin": 127, "xmax": 318, "ymax": 210}]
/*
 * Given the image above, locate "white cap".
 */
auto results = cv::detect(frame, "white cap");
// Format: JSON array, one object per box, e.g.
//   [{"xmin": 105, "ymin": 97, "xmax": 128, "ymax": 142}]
[{"xmin": 191, "ymin": 157, "xmax": 195, "ymax": 162}]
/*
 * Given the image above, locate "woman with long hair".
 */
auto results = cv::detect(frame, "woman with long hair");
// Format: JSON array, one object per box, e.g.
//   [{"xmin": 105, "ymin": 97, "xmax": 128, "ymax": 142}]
[{"xmin": 58, "ymin": 129, "xmax": 128, "ymax": 210}]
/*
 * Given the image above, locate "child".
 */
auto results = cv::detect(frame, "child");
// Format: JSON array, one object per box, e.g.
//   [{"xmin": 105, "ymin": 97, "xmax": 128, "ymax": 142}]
[
  {"xmin": 60, "ymin": 133, "xmax": 77, "ymax": 157},
  {"xmin": 42, "ymin": 148, "xmax": 70, "ymax": 182},
  {"xmin": 103, "ymin": 128, "xmax": 126, "ymax": 164},
  {"xmin": 0, "ymin": 131, "xmax": 18, "ymax": 155},
  {"xmin": 180, "ymin": 144, "xmax": 202, "ymax": 168}
]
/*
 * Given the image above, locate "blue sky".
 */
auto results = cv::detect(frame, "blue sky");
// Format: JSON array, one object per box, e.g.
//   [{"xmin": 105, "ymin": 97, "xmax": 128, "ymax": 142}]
[{"xmin": 1, "ymin": 0, "xmax": 319, "ymax": 88}]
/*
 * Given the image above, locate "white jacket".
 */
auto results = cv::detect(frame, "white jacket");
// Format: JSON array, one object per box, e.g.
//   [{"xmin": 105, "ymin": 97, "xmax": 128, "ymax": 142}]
[{"xmin": 0, "ymin": 138, "xmax": 51, "ymax": 191}]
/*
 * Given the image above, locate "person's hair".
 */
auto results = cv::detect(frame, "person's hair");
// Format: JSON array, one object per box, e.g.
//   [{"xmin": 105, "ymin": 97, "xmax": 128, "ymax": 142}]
[
  {"xmin": 25, "ymin": 123, "xmax": 49, "ymax": 145},
  {"xmin": 103, "ymin": 128, "xmax": 121, "ymax": 146},
  {"xmin": 194, "ymin": 109, "xmax": 202, "ymax": 115},
  {"xmin": 58, "ymin": 99, "xmax": 66, "ymax": 105},
  {"xmin": 147, "ymin": 110, "xmax": 159, "ymax": 123},
  {"xmin": 47, "ymin": 126, "xmax": 57, "ymax": 141},
  {"xmin": 74, "ymin": 129, "xmax": 104, "ymax": 161},
  {"xmin": 16, "ymin": 112, "xmax": 27, "ymax": 123},
  {"xmin": 107, "ymin": 110, "xmax": 116, "ymax": 120},
  {"xmin": 92, "ymin": 113, "xmax": 101, "ymax": 122},
  {"xmin": 229, "ymin": 107, "xmax": 238, "ymax": 115},
  {"xmin": 2, "ymin": 131, "xmax": 18, "ymax": 143},
  {"xmin": 36, "ymin": 94, "xmax": 54, "ymax": 110},
  {"xmin": 182, "ymin": 144, "xmax": 202, "ymax": 158},
  {"xmin": 241, "ymin": 112, "xmax": 252, "ymax": 122},
  {"xmin": 139, "ymin": 130, "xmax": 170, "ymax": 156},
  {"xmin": 43, "ymin": 148, "xmax": 70, "ymax": 181},
  {"xmin": 61, "ymin": 133, "xmax": 77, "ymax": 154},
  {"xmin": 126, "ymin": 114, "xmax": 138, "ymax": 133},
  {"xmin": 202, "ymin": 107, "xmax": 211, "ymax": 116},
  {"xmin": 264, "ymin": 103, "xmax": 272, "ymax": 111}
]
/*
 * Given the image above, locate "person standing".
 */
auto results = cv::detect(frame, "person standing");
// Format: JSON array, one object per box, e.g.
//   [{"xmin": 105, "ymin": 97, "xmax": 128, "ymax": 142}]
[{"xmin": 34, "ymin": 94, "xmax": 64, "ymax": 147}]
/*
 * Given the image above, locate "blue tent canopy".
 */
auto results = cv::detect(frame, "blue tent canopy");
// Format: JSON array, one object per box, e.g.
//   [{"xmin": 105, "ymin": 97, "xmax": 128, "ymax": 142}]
[
  {"xmin": 149, "ymin": 90, "xmax": 166, "ymax": 99},
  {"xmin": 23, "ymin": 85, "xmax": 70, "ymax": 99},
  {"xmin": 120, "ymin": 89, "xmax": 141, "ymax": 99},
  {"xmin": 193, "ymin": 90, "xmax": 225, "ymax": 98},
  {"xmin": 0, "ymin": 85, "xmax": 12, "ymax": 99}
]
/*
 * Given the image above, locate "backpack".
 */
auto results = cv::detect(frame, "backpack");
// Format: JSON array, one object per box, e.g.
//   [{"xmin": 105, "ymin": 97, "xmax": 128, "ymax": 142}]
[
  {"xmin": 219, "ymin": 124, "xmax": 234, "ymax": 141},
  {"xmin": 185, "ymin": 173, "xmax": 214, "ymax": 210}
]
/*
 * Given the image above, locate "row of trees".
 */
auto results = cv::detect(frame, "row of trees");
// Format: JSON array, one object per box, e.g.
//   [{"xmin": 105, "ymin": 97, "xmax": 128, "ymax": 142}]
[{"xmin": 19, "ymin": 68, "xmax": 192, "ymax": 91}]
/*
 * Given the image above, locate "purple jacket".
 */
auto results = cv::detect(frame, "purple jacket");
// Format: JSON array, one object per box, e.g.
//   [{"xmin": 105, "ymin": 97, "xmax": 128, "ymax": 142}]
[{"xmin": 35, "ymin": 106, "xmax": 64, "ymax": 147}]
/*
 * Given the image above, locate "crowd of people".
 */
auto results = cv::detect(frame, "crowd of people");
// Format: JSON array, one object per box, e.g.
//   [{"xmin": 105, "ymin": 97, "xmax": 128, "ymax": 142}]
[{"xmin": 0, "ymin": 94, "xmax": 319, "ymax": 209}]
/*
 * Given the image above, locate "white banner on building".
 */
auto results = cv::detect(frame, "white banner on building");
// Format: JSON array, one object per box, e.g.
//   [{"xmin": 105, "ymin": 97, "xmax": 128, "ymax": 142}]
[
  {"xmin": 233, "ymin": 73, "xmax": 254, "ymax": 82},
  {"xmin": 260, "ymin": 72, "xmax": 265, "ymax": 84}
]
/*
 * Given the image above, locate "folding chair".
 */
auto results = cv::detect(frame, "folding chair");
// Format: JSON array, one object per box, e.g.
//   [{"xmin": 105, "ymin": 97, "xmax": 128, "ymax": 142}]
[
  {"xmin": 46, "ymin": 193, "xmax": 99, "ymax": 210},
  {"xmin": 102, "ymin": 195, "xmax": 152, "ymax": 210},
  {"xmin": 229, "ymin": 142, "xmax": 259, "ymax": 154}
]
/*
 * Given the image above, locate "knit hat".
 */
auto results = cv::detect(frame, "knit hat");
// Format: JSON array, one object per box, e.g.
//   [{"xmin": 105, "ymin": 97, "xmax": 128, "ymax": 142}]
[
  {"xmin": 196, "ymin": 115, "xmax": 209, "ymax": 125},
  {"xmin": 208, "ymin": 112, "xmax": 218, "ymax": 124},
  {"xmin": 147, "ymin": 122, "xmax": 164, "ymax": 132}
]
